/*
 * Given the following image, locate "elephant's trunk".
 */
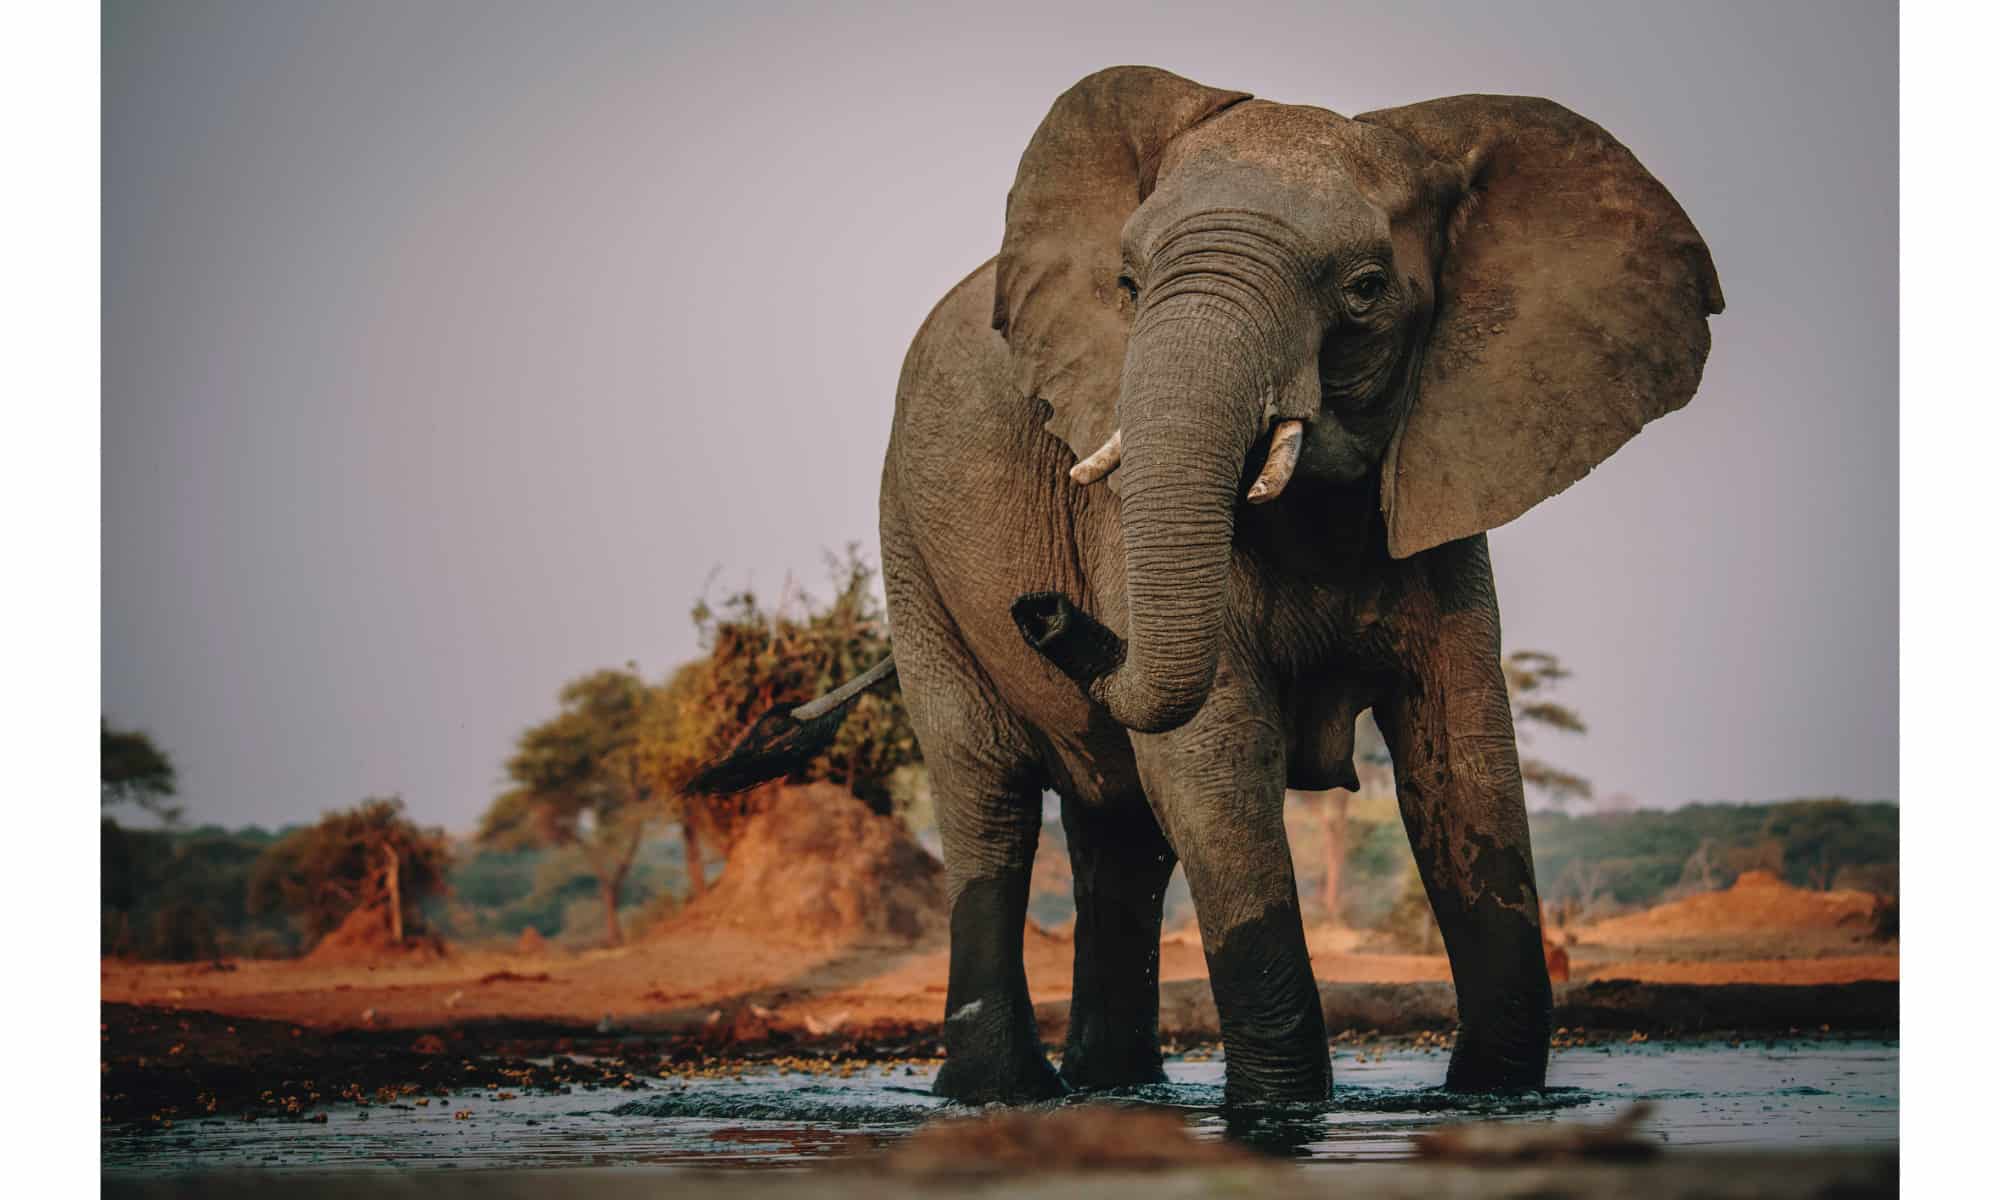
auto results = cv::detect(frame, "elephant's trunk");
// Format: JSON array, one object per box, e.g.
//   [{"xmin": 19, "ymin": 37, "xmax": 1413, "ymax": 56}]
[
  {"xmin": 1013, "ymin": 225, "xmax": 1321, "ymax": 733},
  {"xmin": 1087, "ymin": 311, "xmax": 1267, "ymax": 732},
  {"xmin": 1015, "ymin": 302, "xmax": 1290, "ymax": 734}
]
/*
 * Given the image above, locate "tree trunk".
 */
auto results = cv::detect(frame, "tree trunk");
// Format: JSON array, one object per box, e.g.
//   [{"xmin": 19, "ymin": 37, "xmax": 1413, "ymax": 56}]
[
  {"xmin": 383, "ymin": 844, "xmax": 403, "ymax": 945},
  {"xmin": 682, "ymin": 808, "xmax": 708, "ymax": 901},
  {"xmin": 1320, "ymin": 792, "xmax": 1349, "ymax": 923},
  {"xmin": 592, "ymin": 813, "xmax": 646, "ymax": 947},
  {"xmin": 601, "ymin": 877, "xmax": 625, "ymax": 946}
]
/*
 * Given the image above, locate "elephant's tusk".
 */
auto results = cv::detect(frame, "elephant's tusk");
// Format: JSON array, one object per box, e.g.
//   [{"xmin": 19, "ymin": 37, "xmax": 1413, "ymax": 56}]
[
  {"xmin": 1246, "ymin": 419, "xmax": 1305, "ymax": 504},
  {"xmin": 1068, "ymin": 429, "xmax": 1123, "ymax": 485}
]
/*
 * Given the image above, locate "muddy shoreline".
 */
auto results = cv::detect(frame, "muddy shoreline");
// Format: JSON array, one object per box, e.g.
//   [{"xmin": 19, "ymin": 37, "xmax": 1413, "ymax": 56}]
[
  {"xmin": 103, "ymin": 1154, "xmax": 1902, "ymax": 1200},
  {"xmin": 103, "ymin": 979, "xmax": 1896, "ymax": 1129},
  {"xmin": 1151, "ymin": 977, "xmax": 1899, "ymax": 1040}
]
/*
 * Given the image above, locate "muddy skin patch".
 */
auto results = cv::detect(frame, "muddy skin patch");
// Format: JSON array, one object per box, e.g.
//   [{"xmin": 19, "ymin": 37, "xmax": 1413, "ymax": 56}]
[
  {"xmin": 1203, "ymin": 900, "xmax": 1333, "ymax": 1106},
  {"xmin": 933, "ymin": 877, "xmax": 1065, "ymax": 1103},
  {"xmin": 1421, "ymin": 833, "xmax": 1554, "ymax": 1091},
  {"xmin": 1060, "ymin": 828, "xmax": 1173, "ymax": 1090}
]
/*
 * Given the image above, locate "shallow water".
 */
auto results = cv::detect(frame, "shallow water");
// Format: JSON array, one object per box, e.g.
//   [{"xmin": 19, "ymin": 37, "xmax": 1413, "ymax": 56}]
[{"xmin": 101, "ymin": 1039, "xmax": 1897, "ymax": 1173}]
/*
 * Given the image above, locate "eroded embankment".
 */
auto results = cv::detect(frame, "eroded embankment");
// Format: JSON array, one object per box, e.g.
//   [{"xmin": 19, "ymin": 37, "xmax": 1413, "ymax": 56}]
[{"xmin": 1142, "ymin": 978, "xmax": 1899, "ymax": 1039}]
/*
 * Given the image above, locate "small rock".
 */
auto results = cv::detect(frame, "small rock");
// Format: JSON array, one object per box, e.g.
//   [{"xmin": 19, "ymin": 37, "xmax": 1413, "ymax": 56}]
[
  {"xmin": 1416, "ymin": 1103, "xmax": 1658, "ymax": 1163},
  {"xmin": 885, "ymin": 1107, "xmax": 1254, "ymax": 1175}
]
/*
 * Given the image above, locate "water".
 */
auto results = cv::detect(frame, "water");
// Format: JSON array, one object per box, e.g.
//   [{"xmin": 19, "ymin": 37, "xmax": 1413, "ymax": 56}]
[{"xmin": 101, "ymin": 1039, "xmax": 1897, "ymax": 1173}]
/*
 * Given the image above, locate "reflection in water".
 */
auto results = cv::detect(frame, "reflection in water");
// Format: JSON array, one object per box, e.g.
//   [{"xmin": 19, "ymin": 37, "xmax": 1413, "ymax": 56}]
[
  {"xmin": 1220, "ymin": 1108, "xmax": 1336, "ymax": 1159},
  {"xmin": 102, "ymin": 1039, "xmax": 1897, "ymax": 1174}
]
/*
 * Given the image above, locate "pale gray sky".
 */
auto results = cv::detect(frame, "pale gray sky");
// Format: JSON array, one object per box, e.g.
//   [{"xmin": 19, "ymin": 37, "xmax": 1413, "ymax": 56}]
[{"xmin": 102, "ymin": 0, "xmax": 1896, "ymax": 830}]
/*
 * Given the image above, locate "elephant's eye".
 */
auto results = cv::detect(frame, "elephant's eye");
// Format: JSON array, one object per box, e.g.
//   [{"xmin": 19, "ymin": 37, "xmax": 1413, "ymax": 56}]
[
  {"xmin": 1116, "ymin": 273, "xmax": 1140, "ymax": 304},
  {"xmin": 1344, "ymin": 270, "xmax": 1389, "ymax": 308}
]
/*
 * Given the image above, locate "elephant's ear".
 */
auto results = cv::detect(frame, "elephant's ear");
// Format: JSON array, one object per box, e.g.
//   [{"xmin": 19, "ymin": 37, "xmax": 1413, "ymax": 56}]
[
  {"xmin": 1357, "ymin": 96, "xmax": 1724, "ymax": 559},
  {"xmin": 995, "ymin": 67, "xmax": 1251, "ymax": 480}
]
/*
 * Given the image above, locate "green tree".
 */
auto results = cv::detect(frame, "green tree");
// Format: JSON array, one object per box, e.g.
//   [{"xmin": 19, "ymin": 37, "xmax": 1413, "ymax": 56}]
[
  {"xmin": 103, "ymin": 821, "xmax": 299, "ymax": 960},
  {"xmin": 1760, "ymin": 799, "xmax": 1882, "ymax": 890},
  {"xmin": 481, "ymin": 667, "xmax": 656, "ymax": 945},
  {"xmin": 101, "ymin": 721, "xmax": 181, "ymax": 822},
  {"xmin": 483, "ymin": 549, "xmax": 922, "ymax": 927},
  {"xmin": 638, "ymin": 661, "xmax": 720, "ymax": 898},
  {"xmin": 248, "ymin": 797, "xmax": 449, "ymax": 946},
  {"xmin": 1504, "ymin": 650, "xmax": 1593, "ymax": 808}
]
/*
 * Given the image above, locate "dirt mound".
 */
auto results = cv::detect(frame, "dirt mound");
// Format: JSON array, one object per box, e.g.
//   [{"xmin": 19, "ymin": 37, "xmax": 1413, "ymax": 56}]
[
  {"xmin": 515, "ymin": 926, "xmax": 548, "ymax": 956},
  {"xmin": 1582, "ymin": 870, "xmax": 1881, "ymax": 944},
  {"xmin": 884, "ymin": 1107, "xmax": 1254, "ymax": 1176},
  {"xmin": 303, "ymin": 904, "xmax": 448, "ymax": 966},
  {"xmin": 661, "ymin": 782, "xmax": 946, "ymax": 948}
]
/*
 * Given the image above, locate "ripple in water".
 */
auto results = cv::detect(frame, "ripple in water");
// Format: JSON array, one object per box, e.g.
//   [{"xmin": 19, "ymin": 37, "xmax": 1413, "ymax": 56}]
[{"xmin": 102, "ymin": 1039, "xmax": 1897, "ymax": 1173}]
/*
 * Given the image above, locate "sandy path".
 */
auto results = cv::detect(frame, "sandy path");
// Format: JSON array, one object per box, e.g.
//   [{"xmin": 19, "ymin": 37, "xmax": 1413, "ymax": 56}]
[{"xmin": 100, "ymin": 918, "xmax": 1895, "ymax": 1037}]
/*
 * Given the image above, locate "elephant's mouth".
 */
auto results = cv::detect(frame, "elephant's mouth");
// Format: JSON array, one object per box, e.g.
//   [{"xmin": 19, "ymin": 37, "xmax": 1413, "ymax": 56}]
[{"xmin": 1069, "ymin": 415, "xmax": 1311, "ymax": 504}]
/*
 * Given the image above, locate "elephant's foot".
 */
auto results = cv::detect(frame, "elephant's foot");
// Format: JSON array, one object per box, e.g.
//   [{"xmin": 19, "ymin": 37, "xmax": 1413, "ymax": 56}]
[
  {"xmin": 1442, "ymin": 1017, "xmax": 1551, "ymax": 1093},
  {"xmin": 933, "ymin": 1034, "xmax": 1067, "ymax": 1104},
  {"xmin": 1206, "ymin": 905, "xmax": 1333, "ymax": 1108},
  {"xmin": 932, "ymin": 875, "xmax": 1067, "ymax": 1104},
  {"xmin": 1439, "ymin": 929, "xmax": 1554, "ymax": 1092},
  {"xmin": 1217, "ymin": 1041, "xmax": 1333, "ymax": 1108},
  {"xmin": 1057, "ymin": 1036, "xmax": 1168, "ymax": 1092}
]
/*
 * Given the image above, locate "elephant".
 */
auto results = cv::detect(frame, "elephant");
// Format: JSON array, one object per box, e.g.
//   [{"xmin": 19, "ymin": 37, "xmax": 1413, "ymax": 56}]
[{"xmin": 694, "ymin": 66, "xmax": 1721, "ymax": 1107}]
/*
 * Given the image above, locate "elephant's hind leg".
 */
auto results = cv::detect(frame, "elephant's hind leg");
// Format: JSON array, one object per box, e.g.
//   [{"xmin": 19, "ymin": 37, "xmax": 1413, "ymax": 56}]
[
  {"xmin": 925, "ymin": 748, "xmax": 1064, "ymax": 1103},
  {"xmin": 1375, "ymin": 536, "xmax": 1553, "ymax": 1091},
  {"xmin": 1057, "ymin": 792, "xmax": 1176, "ymax": 1090},
  {"xmin": 882, "ymin": 529, "xmax": 1063, "ymax": 1102}
]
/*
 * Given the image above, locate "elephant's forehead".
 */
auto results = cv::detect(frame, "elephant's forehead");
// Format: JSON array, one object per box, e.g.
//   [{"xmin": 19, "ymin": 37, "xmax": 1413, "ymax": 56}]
[{"xmin": 1160, "ymin": 99, "xmax": 1435, "ymax": 216}]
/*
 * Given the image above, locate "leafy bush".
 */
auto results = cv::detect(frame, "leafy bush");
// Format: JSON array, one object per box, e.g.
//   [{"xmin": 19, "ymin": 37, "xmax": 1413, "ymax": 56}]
[
  {"xmin": 101, "ymin": 819, "xmax": 297, "ymax": 960},
  {"xmin": 248, "ymin": 797, "xmax": 450, "ymax": 943},
  {"xmin": 148, "ymin": 901, "xmax": 218, "ymax": 962},
  {"xmin": 655, "ymin": 546, "xmax": 919, "ymax": 816}
]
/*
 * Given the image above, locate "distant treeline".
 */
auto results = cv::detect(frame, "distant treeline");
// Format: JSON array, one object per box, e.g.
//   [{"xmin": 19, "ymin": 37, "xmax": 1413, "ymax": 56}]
[
  {"xmin": 100, "ymin": 817, "xmax": 699, "ymax": 962},
  {"xmin": 101, "ymin": 797, "xmax": 1896, "ymax": 963},
  {"xmin": 1527, "ymin": 798, "xmax": 1898, "ymax": 914},
  {"xmin": 101, "ymin": 820, "xmax": 297, "ymax": 960}
]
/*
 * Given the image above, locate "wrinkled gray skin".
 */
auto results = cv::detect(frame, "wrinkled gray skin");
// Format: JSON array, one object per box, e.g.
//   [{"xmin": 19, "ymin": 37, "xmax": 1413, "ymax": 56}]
[{"xmin": 870, "ymin": 68, "xmax": 1721, "ymax": 1107}]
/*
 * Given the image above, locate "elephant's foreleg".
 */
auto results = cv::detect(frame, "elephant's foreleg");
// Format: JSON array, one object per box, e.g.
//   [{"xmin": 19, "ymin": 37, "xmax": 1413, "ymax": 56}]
[
  {"xmin": 1376, "ymin": 540, "xmax": 1553, "ymax": 1091},
  {"xmin": 881, "ymin": 507, "xmax": 1064, "ymax": 1104},
  {"xmin": 1058, "ymin": 793, "xmax": 1176, "ymax": 1090},
  {"xmin": 1132, "ymin": 672, "xmax": 1330, "ymax": 1106}
]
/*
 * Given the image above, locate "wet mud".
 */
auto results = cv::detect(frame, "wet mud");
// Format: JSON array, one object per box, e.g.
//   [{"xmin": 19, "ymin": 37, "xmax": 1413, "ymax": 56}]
[{"xmin": 103, "ymin": 995, "xmax": 1896, "ymax": 1175}]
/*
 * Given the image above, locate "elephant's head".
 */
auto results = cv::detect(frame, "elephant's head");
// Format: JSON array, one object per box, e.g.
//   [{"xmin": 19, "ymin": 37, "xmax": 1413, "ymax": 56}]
[{"xmin": 999, "ymin": 67, "xmax": 1722, "ymax": 733}]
